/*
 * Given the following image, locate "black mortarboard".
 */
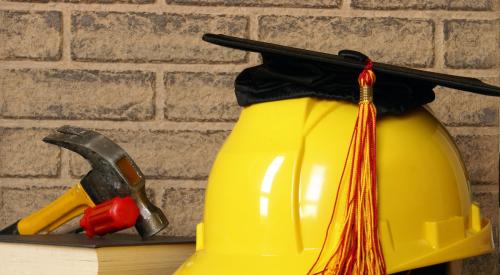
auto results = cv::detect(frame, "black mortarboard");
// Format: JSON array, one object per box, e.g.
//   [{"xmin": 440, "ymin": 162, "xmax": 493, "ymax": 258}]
[{"xmin": 203, "ymin": 33, "xmax": 500, "ymax": 115}]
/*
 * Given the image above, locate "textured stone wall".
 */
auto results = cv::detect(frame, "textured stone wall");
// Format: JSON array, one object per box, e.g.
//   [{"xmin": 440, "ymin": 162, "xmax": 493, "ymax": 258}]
[{"xmin": 0, "ymin": 0, "xmax": 498, "ymax": 274}]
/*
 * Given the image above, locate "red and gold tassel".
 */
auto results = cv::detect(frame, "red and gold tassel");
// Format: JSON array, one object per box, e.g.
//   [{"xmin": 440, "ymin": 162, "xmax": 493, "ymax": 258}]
[{"xmin": 307, "ymin": 59, "xmax": 386, "ymax": 275}]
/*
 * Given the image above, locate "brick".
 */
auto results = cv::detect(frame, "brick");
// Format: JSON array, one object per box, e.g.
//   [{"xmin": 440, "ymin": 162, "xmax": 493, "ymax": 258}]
[
  {"xmin": 164, "ymin": 72, "xmax": 240, "ymax": 121},
  {"xmin": 352, "ymin": 0, "xmax": 493, "ymax": 10},
  {"xmin": 447, "ymin": 0, "xmax": 494, "ymax": 10},
  {"xmin": 0, "ymin": 69, "xmax": 155, "ymax": 120},
  {"xmin": 0, "ymin": 186, "xmax": 67, "ymax": 227},
  {"xmin": 463, "ymin": 252, "xmax": 499, "ymax": 275},
  {"xmin": 166, "ymin": 0, "xmax": 340, "ymax": 8},
  {"xmin": 429, "ymin": 77, "xmax": 500, "ymax": 126},
  {"xmin": 161, "ymin": 187, "xmax": 204, "ymax": 236},
  {"xmin": 444, "ymin": 20, "xmax": 499, "ymax": 69},
  {"xmin": 8, "ymin": 0, "xmax": 153, "ymax": 3},
  {"xmin": 452, "ymin": 133, "xmax": 498, "ymax": 185},
  {"xmin": 71, "ymin": 12, "xmax": 248, "ymax": 63},
  {"xmin": 0, "ymin": 128, "xmax": 60, "ymax": 177},
  {"xmin": 70, "ymin": 130, "xmax": 228, "ymax": 179},
  {"xmin": 0, "ymin": 11, "xmax": 62, "ymax": 61},
  {"xmin": 259, "ymin": 16, "xmax": 434, "ymax": 67}
]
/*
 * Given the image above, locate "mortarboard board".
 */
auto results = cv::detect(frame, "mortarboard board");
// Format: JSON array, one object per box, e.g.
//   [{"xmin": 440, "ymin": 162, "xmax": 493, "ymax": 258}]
[{"xmin": 202, "ymin": 33, "xmax": 500, "ymax": 115}]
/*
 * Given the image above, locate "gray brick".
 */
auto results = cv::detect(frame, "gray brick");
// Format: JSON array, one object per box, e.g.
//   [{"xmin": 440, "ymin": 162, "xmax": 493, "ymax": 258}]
[
  {"xmin": 0, "ymin": 11, "xmax": 62, "ymax": 61},
  {"xmin": 429, "ymin": 77, "xmax": 500, "ymax": 126},
  {"xmin": 0, "ymin": 128, "xmax": 60, "ymax": 177},
  {"xmin": 352, "ymin": 0, "xmax": 493, "ymax": 10},
  {"xmin": 70, "ymin": 130, "xmax": 228, "ymax": 179},
  {"xmin": 444, "ymin": 20, "xmax": 499, "ymax": 69},
  {"xmin": 166, "ymin": 0, "xmax": 340, "ymax": 8},
  {"xmin": 164, "ymin": 72, "xmax": 240, "ymax": 121},
  {"xmin": 463, "ymin": 252, "xmax": 499, "ymax": 275},
  {"xmin": 71, "ymin": 12, "xmax": 248, "ymax": 63},
  {"xmin": 453, "ymin": 133, "xmax": 498, "ymax": 185},
  {"xmin": 448, "ymin": 0, "xmax": 494, "ymax": 10},
  {"xmin": 0, "ymin": 186, "xmax": 67, "ymax": 227},
  {"xmin": 161, "ymin": 187, "xmax": 204, "ymax": 237},
  {"xmin": 8, "ymin": 0, "xmax": 153, "ymax": 3},
  {"xmin": 259, "ymin": 16, "xmax": 435, "ymax": 67},
  {"xmin": 0, "ymin": 69, "xmax": 155, "ymax": 120}
]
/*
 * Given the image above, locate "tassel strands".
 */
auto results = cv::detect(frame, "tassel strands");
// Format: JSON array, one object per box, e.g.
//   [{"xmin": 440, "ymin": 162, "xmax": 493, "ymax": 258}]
[{"xmin": 307, "ymin": 59, "xmax": 387, "ymax": 275}]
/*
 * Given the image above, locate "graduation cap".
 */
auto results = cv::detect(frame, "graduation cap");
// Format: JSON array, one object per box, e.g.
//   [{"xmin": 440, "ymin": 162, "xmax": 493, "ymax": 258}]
[
  {"xmin": 203, "ymin": 33, "xmax": 500, "ymax": 115},
  {"xmin": 202, "ymin": 34, "xmax": 500, "ymax": 275}
]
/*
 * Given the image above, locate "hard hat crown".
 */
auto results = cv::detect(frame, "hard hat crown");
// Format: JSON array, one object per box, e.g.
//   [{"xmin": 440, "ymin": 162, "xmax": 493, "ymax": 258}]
[{"xmin": 175, "ymin": 98, "xmax": 493, "ymax": 275}]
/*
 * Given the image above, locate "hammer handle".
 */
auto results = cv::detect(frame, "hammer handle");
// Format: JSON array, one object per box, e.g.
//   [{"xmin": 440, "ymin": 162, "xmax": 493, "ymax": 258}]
[{"xmin": 16, "ymin": 183, "xmax": 95, "ymax": 234}]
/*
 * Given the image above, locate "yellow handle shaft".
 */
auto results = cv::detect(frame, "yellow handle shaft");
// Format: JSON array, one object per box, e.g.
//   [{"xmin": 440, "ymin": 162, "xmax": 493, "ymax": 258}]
[{"xmin": 17, "ymin": 183, "xmax": 95, "ymax": 235}]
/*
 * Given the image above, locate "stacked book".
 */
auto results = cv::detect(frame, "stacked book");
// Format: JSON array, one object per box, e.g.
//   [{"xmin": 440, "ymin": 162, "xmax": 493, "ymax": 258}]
[{"xmin": 0, "ymin": 234, "xmax": 195, "ymax": 275}]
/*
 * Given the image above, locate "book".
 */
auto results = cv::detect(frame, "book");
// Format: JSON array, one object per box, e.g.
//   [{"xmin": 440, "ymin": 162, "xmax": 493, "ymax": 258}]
[{"xmin": 0, "ymin": 234, "xmax": 195, "ymax": 275}]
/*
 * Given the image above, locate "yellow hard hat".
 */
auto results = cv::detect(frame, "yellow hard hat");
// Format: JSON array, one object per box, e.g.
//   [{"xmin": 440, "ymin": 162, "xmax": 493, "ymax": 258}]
[{"xmin": 175, "ymin": 35, "xmax": 497, "ymax": 275}]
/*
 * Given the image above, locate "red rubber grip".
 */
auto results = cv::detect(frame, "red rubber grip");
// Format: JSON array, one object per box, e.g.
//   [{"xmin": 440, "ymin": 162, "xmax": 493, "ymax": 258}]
[{"xmin": 80, "ymin": 196, "xmax": 140, "ymax": 238}]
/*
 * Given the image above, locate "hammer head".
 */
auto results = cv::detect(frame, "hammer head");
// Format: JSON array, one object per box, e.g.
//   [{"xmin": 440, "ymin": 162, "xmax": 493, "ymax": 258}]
[{"xmin": 43, "ymin": 126, "xmax": 168, "ymax": 239}]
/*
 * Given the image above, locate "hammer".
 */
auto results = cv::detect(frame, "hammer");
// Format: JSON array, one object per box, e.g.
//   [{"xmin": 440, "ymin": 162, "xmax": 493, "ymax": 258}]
[{"xmin": 0, "ymin": 126, "xmax": 168, "ymax": 239}]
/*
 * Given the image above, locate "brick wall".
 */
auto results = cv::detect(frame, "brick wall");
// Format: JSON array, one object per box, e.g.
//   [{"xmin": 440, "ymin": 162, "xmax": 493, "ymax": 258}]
[{"xmin": 0, "ymin": 0, "xmax": 498, "ymax": 274}]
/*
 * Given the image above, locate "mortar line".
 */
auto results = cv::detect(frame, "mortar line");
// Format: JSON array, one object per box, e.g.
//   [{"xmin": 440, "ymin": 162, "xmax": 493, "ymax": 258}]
[
  {"xmin": 0, "ymin": 177, "xmax": 208, "ymax": 188},
  {"xmin": 0, "ymin": 4, "xmax": 498, "ymax": 20},
  {"xmin": 341, "ymin": 0, "xmax": 352, "ymax": 11},
  {"xmin": 148, "ymin": 178, "xmax": 165, "ymax": 210},
  {"xmin": 155, "ymin": 0, "xmax": 168, "ymax": 8},
  {"xmin": 155, "ymin": 69, "xmax": 165, "ymax": 121},
  {"xmin": 247, "ymin": 52, "xmax": 261, "ymax": 66},
  {"xmin": 420, "ymin": 68, "xmax": 500, "ymax": 77},
  {"xmin": 249, "ymin": 11, "xmax": 259, "ymax": 40},
  {"xmin": 247, "ymin": 13, "xmax": 262, "ymax": 65},
  {"xmin": 60, "ymin": 6, "xmax": 72, "ymax": 64},
  {"xmin": 472, "ymin": 184, "xmax": 500, "ymax": 193},
  {"xmin": 0, "ymin": 119, "xmax": 236, "ymax": 131},
  {"xmin": 0, "ymin": 178, "xmax": 76, "ymax": 188},
  {"xmin": 1, "ymin": 60, "xmax": 497, "ymax": 77},
  {"xmin": 2, "ymin": 120, "xmax": 497, "ymax": 133},
  {"xmin": 0, "ymin": 61, "xmax": 253, "ymax": 72},
  {"xmin": 59, "ymin": 147, "xmax": 72, "ymax": 179},
  {"xmin": 434, "ymin": 17, "xmax": 445, "ymax": 70},
  {"xmin": 148, "ymin": 179, "xmax": 207, "ymax": 189},
  {"xmin": 446, "ymin": 126, "xmax": 499, "ymax": 135}
]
